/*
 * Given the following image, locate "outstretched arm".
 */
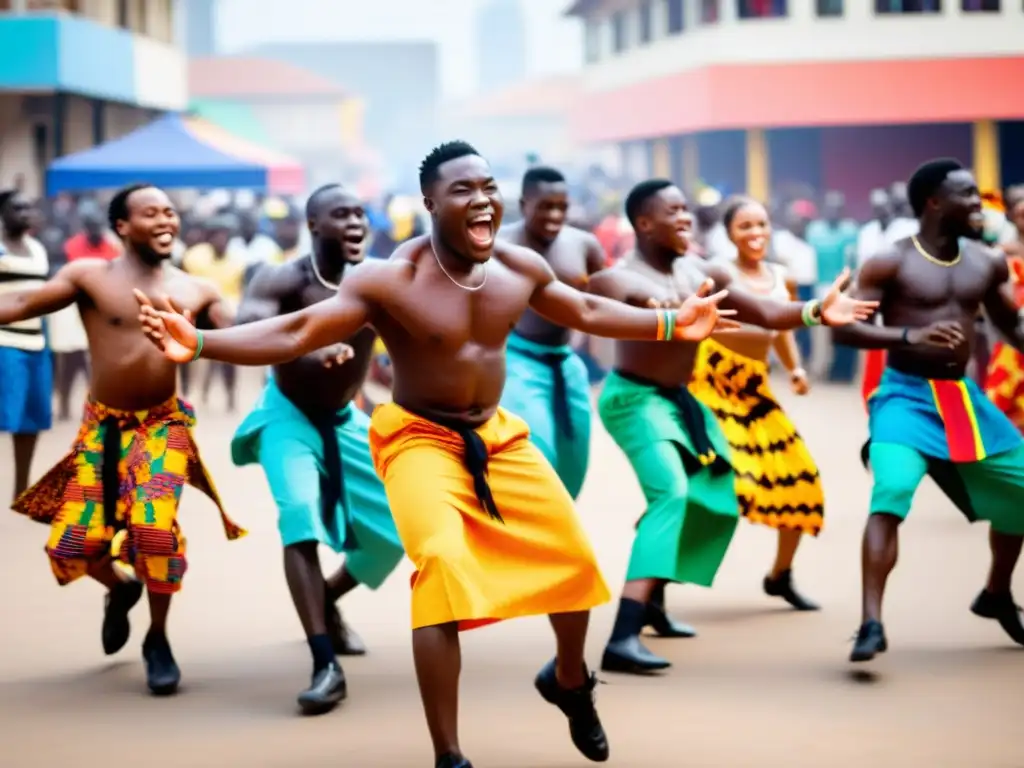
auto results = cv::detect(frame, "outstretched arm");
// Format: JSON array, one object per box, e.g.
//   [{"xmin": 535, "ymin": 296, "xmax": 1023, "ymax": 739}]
[
  {"xmin": 831, "ymin": 252, "xmax": 910, "ymax": 349},
  {"xmin": 526, "ymin": 255, "xmax": 735, "ymax": 341},
  {"xmin": 138, "ymin": 262, "xmax": 382, "ymax": 366},
  {"xmin": 704, "ymin": 263, "xmax": 875, "ymax": 330},
  {"xmin": 0, "ymin": 261, "xmax": 84, "ymax": 324},
  {"xmin": 983, "ymin": 255, "xmax": 1024, "ymax": 354}
]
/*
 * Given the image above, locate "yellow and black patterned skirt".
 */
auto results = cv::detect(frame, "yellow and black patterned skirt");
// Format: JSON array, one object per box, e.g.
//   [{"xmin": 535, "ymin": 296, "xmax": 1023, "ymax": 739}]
[{"xmin": 690, "ymin": 339, "xmax": 824, "ymax": 536}]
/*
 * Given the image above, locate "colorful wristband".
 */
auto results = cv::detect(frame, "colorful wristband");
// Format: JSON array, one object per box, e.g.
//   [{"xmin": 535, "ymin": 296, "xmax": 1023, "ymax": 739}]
[
  {"xmin": 191, "ymin": 330, "xmax": 204, "ymax": 362},
  {"xmin": 665, "ymin": 309, "xmax": 677, "ymax": 341},
  {"xmin": 801, "ymin": 300, "xmax": 822, "ymax": 328},
  {"xmin": 656, "ymin": 309, "xmax": 666, "ymax": 341}
]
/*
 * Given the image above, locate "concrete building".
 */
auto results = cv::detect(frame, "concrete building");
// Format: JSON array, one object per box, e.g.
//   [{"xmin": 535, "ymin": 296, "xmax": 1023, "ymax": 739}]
[
  {"xmin": 0, "ymin": 0, "xmax": 187, "ymax": 197},
  {"xmin": 188, "ymin": 56, "xmax": 373, "ymax": 192},
  {"xmin": 442, "ymin": 75, "xmax": 581, "ymax": 173},
  {"xmin": 565, "ymin": 0, "xmax": 1024, "ymax": 216},
  {"xmin": 248, "ymin": 41, "xmax": 440, "ymax": 193}
]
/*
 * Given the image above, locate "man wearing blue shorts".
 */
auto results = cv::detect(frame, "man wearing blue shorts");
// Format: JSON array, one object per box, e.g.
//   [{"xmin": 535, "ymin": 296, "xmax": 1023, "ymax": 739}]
[
  {"xmin": 836, "ymin": 159, "xmax": 1024, "ymax": 663},
  {"xmin": 0, "ymin": 190, "xmax": 52, "ymax": 500}
]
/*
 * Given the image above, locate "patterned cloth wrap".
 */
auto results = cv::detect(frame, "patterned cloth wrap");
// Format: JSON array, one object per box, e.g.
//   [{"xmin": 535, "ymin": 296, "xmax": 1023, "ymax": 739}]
[{"xmin": 13, "ymin": 396, "xmax": 245, "ymax": 593}]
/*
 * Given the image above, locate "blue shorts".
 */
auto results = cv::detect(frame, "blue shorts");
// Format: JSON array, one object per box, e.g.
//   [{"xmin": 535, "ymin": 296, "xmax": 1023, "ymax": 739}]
[{"xmin": 0, "ymin": 346, "xmax": 52, "ymax": 434}]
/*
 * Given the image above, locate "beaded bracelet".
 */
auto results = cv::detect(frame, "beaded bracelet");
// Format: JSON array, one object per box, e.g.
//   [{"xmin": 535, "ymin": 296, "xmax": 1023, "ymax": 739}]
[{"xmin": 191, "ymin": 330, "xmax": 205, "ymax": 362}]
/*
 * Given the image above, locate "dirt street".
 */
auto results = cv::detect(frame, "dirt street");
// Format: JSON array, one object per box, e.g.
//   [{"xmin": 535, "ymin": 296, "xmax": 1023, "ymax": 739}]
[{"xmin": 1, "ymin": 370, "xmax": 1022, "ymax": 767}]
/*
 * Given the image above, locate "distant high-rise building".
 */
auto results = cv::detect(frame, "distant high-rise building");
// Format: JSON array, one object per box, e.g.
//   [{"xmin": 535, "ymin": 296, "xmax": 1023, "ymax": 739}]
[
  {"xmin": 476, "ymin": 0, "xmax": 526, "ymax": 91},
  {"xmin": 184, "ymin": 0, "xmax": 217, "ymax": 57}
]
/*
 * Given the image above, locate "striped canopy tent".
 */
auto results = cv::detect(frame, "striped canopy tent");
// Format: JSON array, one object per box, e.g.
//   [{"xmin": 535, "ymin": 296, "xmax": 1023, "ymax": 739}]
[{"xmin": 46, "ymin": 113, "xmax": 304, "ymax": 195}]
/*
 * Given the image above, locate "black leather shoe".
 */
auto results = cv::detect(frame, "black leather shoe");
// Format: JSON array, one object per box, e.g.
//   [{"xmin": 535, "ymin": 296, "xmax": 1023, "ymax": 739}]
[
  {"xmin": 326, "ymin": 603, "xmax": 367, "ymax": 656},
  {"xmin": 601, "ymin": 636, "xmax": 671, "ymax": 674},
  {"xmin": 102, "ymin": 579, "xmax": 144, "ymax": 655},
  {"xmin": 142, "ymin": 632, "xmax": 181, "ymax": 695},
  {"xmin": 435, "ymin": 753, "xmax": 473, "ymax": 768},
  {"xmin": 849, "ymin": 620, "xmax": 887, "ymax": 662},
  {"xmin": 764, "ymin": 570, "xmax": 820, "ymax": 611},
  {"xmin": 535, "ymin": 658, "xmax": 609, "ymax": 763},
  {"xmin": 970, "ymin": 589, "xmax": 1024, "ymax": 645},
  {"xmin": 644, "ymin": 601, "xmax": 697, "ymax": 638},
  {"xmin": 297, "ymin": 661, "xmax": 347, "ymax": 715}
]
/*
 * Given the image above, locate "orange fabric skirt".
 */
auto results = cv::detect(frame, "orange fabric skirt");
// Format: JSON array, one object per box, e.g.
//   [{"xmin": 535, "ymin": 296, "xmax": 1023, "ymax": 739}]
[{"xmin": 368, "ymin": 402, "xmax": 609, "ymax": 630}]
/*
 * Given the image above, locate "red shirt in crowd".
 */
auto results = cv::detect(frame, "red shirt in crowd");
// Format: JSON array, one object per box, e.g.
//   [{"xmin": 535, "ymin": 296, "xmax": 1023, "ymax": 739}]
[{"xmin": 64, "ymin": 233, "xmax": 120, "ymax": 262}]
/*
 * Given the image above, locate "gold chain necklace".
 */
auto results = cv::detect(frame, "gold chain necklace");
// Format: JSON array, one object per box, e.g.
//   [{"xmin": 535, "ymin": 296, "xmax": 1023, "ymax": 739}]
[
  {"xmin": 433, "ymin": 248, "xmax": 488, "ymax": 291},
  {"xmin": 309, "ymin": 253, "xmax": 340, "ymax": 291},
  {"xmin": 912, "ymin": 235, "xmax": 961, "ymax": 267}
]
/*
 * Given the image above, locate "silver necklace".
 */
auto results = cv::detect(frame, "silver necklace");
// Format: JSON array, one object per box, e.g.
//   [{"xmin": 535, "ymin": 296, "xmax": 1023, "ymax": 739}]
[
  {"xmin": 309, "ymin": 253, "xmax": 339, "ymax": 291},
  {"xmin": 433, "ymin": 247, "xmax": 487, "ymax": 291}
]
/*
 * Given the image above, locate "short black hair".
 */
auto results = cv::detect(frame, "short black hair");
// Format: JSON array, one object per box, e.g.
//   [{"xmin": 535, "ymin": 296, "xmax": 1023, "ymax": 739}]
[
  {"xmin": 721, "ymin": 195, "xmax": 760, "ymax": 231},
  {"xmin": 0, "ymin": 189, "xmax": 16, "ymax": 213},
  {"xmin": 907, "ymin": 158, "xmax": 963, "ymax": 218},
  {"xmin": 419, "ymin": 140, "xmax": 480, "ymax": 193},
  {"xmin": 522, "ymin": 166, "xmax": 566, "ymax": 197},
  {"xmin": 305, "ymin": 183, "xmax": 344, "ymax": 219},
  {"xmin": 107, "ymin": 183, "xmax": 154, "ymax": 232},
  {"xmin": 624, "ymin": 179, "xmax": 673, "ymax": 229}
]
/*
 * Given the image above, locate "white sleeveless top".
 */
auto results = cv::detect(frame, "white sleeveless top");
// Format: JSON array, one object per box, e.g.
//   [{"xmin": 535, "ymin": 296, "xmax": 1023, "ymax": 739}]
[
  {"xmin": 0, "ymin": 235, "xmax": 48, "ymax": 352},
  {"xmin": 722, "ymin": 261, "xmax": 790, "ymax": 337}
]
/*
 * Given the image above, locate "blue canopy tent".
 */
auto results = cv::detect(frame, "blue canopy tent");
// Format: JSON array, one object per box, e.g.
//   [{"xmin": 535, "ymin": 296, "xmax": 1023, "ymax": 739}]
[{"xmin": 46, "ymin": 113, "xmax": 304, "ymax": 195}]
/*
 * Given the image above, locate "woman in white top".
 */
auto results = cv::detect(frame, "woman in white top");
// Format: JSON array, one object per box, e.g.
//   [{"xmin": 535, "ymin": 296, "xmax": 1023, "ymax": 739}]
[
  {"xmin": 0, "ymin": 190, "xmax": 52, "ymax": 500},
  {"xmin": 690, "ymin": 197, "xmax": 824, "ymax": 611}
]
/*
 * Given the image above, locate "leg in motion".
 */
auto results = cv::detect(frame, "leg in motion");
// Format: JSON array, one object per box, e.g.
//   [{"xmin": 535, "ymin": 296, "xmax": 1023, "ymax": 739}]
[
  {"xmin": 324, "ymin": 561, "xmax": 367, "ymax": 656},
  {"xmin": 602, "ymin": 579, "xmax": 671, "ymax": 673},
  {"xmin": 971, "ymin": 529, "xmax": 1024, "ymax": 645},
  {"xmin": 644, "ymin": 579, "xmax": 697, "ymax": 638},
  {"xmin": 851, "ymin": 442, "xmax": 927, "ymax": 662},
  {"xmin": 536, "ymin": 610, "xmax": 609, "ymax": 763},
  {"xmin": 285, "ymin": 541, "xmax": 347, "ymax": 714},
  {"xmin": 763, "ymin": 527, "xmax": 820, "ymax": 611},
  {"xmin": 12, "ymin": 432, "xmax": 39, "ymax": 500},
  {"xmin": 413, "ymin": 623, "xmax": 466, "ymax": 766},
  {"xmin": 851, "ymin": 513, "xmax": 900, "ymax": 662},
  {"xmin": 90, "ymin": 557, "xmax": 144, "ymax": 655}
]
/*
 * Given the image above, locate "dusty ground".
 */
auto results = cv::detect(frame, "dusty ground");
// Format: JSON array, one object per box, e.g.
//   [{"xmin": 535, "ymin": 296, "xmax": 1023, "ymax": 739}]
[{"xmin": 1, "ymin": 369, "xmax": 1023, "ymax": 767}]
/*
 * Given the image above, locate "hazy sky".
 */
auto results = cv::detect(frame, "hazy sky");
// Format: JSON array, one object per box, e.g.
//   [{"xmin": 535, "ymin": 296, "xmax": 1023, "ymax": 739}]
[{"xmin": 216, "ymin": 0, "xmax": 582, "ymax": 99}]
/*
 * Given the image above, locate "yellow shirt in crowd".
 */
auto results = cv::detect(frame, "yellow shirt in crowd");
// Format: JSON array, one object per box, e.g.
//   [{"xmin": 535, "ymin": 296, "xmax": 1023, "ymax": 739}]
[{"xmin": 182, "ymin": 244, "xmax": 245, "ymax": 307}]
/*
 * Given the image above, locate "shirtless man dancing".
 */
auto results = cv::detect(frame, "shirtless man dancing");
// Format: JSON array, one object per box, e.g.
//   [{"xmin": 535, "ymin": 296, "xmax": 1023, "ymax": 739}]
[
  {"xmin": 589, "ymin": 179, "xmax": 874, "ymax": 674},
  {"xmin": 6, "ymin": 184, "xmax": 245, "ymax": 695},
  {"xmin": 498, "ymin": 166, "xmax": 606, "ymax": 500},
  {"xmin": 137, "ymin": 140, "xmax": 733, "ymax": 768},
  {"xmin": 834, "ymin": 159, "xmax": 1024, "ymax": 663},
  {"xmin": 231, "ymin": 184, "xmax": 405, "ymax": 714}
]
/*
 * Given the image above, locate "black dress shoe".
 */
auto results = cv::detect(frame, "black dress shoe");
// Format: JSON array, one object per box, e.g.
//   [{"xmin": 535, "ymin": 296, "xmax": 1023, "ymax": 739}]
[
  {"xmin": 970, "ymin": 589, "xmax": 1024, "ymax": 645},
  {"xmin": 297, "ymin": 661, "xmax": 347, "ymax": 715},
  {"xmin": 326, "ymin": 603, "xmax": 367, "ymax": 656},
  {"xmin": 849, "ymin": 620, "xmax": 887, "ymax": 662},
  {"xmin": 535, "ymin": 658, "xmax": 609, "ymax": 763},
  {"xmin": 435, "ymin": 753, "xmax": 473, "ymax": 768},
  {"xmin": 644, "ymin": 601, "xmax": 697, "ymax": 638},
  {"xmin": 142, "ymin": 632, "xmax": 181, "ymax": 695},
  {"xmin": 601, "ymin": 636, "xmax": 671, "ymax": 675},
  {"xmin": 102, "ymin": 579, "xmax": 144, "ymax": 655},
  {"xmin": 764, "ymin": 570, "xmax": 820, "ymax": 611}
]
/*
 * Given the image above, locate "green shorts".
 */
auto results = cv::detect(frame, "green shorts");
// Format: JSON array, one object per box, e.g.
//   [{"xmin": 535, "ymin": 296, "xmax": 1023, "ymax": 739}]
[{"xmin": 869, "ymin": 441, "xmax": 1024, "ymax": 535}]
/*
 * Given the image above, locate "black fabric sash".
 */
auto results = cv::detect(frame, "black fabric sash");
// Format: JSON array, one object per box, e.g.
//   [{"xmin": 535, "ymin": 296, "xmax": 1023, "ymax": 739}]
[
  {"xmin": 306, "ymin": 406, "xmax": 360, "ymax": 550},
  {"xmin": 101, "ymin": 417, "xmax": 122, "ymax": 530},
  {"xmin": 512, "ymin": 336, "xmax": 573, "ymax": 441},
  {"xmin": 614, "ymin": 370, "xmax": 730, "ymax": 477},
  {"xmin": 405, "ymin": 406, "xmax": 503, "ymax": 525}
]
